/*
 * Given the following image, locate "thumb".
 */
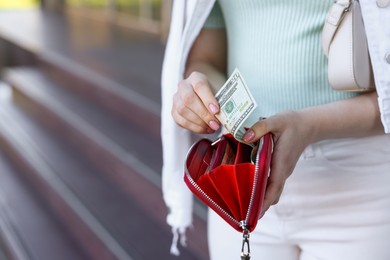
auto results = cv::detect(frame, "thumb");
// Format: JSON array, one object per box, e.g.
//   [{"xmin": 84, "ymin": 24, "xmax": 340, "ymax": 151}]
[{"xmin": 242, "ymin": 118, "xmax": 271, "ymax": 143}]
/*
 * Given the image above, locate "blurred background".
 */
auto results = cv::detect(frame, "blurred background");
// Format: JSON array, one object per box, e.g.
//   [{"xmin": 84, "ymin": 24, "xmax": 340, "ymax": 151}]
[{"xmin": 0, "ymin": 0, "xmax": 208, "ymax": 259}]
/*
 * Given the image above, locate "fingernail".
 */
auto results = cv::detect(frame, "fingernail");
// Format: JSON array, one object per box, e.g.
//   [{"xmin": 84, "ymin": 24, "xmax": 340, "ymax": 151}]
[
  {"xmin": 243, "ymin": 130, "xmax": 255, "ymax": 142},
  {"xmin": 259, "ymin": 210, "xmax": 265, "ymax": 219},
  {"xmin": 206, "ymin": 128, "xmax": 214, "ymax": 134},
  {"xmin": 209, "ymin": 103, "xmax": 218, "ymax": 114},
  {"xmin": 209, "ymin": 120, "xmax": 220, "ymax": 131}
]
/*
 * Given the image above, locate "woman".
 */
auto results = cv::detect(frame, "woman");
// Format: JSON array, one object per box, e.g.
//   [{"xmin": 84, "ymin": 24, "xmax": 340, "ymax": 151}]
[{"xmin": 162, "ymin": 0, "xmax": 390, "ymax": 259}]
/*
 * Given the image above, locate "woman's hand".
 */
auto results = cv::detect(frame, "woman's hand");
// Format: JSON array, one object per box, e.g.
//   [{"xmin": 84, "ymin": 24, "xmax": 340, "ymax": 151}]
[
  {"xmin": 242, "ymin": 91, "xmax": 382, "ymax": 215},
  {"xmin": 172, "ymin": 71, "xmax": 221, "ymax": 134},
  {"xmin": 243, "ymin": 111, "xmax": 315, "ymax": 214},
  {"xmin": 171, "ymin": 28, "xmax": 227, "ymax": 134}
]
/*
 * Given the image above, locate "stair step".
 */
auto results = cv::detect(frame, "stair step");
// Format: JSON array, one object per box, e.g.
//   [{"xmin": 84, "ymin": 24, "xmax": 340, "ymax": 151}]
[
  {"xmin": 0, "ymin": 10, "xmax": 209, "ymax": 258},
  {"xmin": 4, "ymin": 67, "xmax": 208, "ymax": 239},
  {"xmin": 39, "ymin": 51, "xmax": 161, "ymax": 138},
  {"xmin": 0, "ymin": 84, "xmax": 205, "ymax": 259},
  {"xmin": 0, "ymin": 93, "xmax": 130, "ymax": 260},
  {"xmin": 4, "ymin": 67, "xmax": 162, "ymax": 185},
  {"xmin": 0, "ymin": 9, "xmax": 162, "ymax": 138},
  {"xmin": 0, "ymin": 151, "xmax": 88, "ymax": 260}
]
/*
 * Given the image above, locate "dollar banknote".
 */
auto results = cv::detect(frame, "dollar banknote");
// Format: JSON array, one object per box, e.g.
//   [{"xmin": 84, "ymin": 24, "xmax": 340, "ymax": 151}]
[{"xmin": 215, "ymin": 68, "xmax": 257, "ymax": 142}]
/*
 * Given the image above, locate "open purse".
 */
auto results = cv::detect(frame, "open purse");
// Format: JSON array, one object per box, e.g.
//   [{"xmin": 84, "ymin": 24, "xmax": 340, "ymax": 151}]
[{"xmin": 184, "ymin": 133, "xmax": 273, "ymax": 259}]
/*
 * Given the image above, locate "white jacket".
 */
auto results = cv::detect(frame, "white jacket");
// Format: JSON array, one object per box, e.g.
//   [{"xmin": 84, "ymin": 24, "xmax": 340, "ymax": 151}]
[{"xmin": 161, "ymin": 0, "xmax": 390, "ymax": 255}]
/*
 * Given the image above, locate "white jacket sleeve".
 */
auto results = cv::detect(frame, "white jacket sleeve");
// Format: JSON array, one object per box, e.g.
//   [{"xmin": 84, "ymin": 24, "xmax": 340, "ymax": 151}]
[
  {"xmin": 161, "ymin": 0, "xmax": 217, "ymax": 255},
  {"xmin": 161, "ymin": 0, "xmax": 193, "ymax": 256},
  {"xmin": 361, "ymin": 0, "xmax": 390, "ymax": 133}
]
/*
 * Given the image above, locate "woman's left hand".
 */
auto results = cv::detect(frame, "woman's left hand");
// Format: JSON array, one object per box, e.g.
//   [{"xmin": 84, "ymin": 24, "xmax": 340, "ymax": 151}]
[
  {"xmin": 242, "ymin": 110, "xmax": 314, "ymax": 215},
  {"xmin": 242, "ymin": 92, "xmax": 383, "ymax": 215}
]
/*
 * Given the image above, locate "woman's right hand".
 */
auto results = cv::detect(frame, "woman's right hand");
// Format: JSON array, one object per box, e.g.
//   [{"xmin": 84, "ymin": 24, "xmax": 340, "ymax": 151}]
[{"xmin": 172, "ymin": 71, "xmax": 221, "ymax": 134}]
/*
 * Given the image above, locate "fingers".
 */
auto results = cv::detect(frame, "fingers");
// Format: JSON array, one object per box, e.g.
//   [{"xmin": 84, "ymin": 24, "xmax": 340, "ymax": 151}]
[
  {"xmin": 188, "ymin": 72, "xmax": 220, "ymax": 114},
  {"xmin": 172, "ymin": 101, "xmax": 213, "ymax": 133},
  {"xmin": 247, "ymin": 114, "xmax": 302, "ymax": 216},
  {"xmin": 261, "ymin": 179, "xmax": 284, "ymax": 214},
  {"xmin": 261, "ymin": 159, "xmax": 289, "ymax": 212},
  {"xmin": 172, "ymin": 72, "xmax": 221, "ymax": 133},
  {"xmin": 242, "ymin": 118, "xmax": 273, "ymax": 143}
]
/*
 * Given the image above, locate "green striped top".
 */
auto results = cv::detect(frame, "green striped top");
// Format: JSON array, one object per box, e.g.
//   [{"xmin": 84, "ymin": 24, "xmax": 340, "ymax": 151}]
[{"xmin": 204, "ymin": 0, "xmax": 358, "ymax": 123}]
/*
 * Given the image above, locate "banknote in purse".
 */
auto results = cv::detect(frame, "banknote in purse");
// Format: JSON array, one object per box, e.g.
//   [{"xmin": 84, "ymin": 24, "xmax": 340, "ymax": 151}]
[
  {"xmin": 184, "ymin": 133, "xmax": 273, "ymax": 259},
  {"xmin": 322, "ymin": 0, "xmax": 375, "ymax": 92}
]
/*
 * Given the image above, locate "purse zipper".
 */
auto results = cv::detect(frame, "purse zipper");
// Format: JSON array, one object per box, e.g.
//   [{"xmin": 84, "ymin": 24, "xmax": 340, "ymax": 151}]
[
  {"xmin": 184, "ymin": 172, "xmax": 252, "ymax": 258},
  {"xmin": 238, "ymin": 137, "xmax": 264, "ymax": 260},
  {"xmin": 185, "ymin": 135, "xmax": 271, "ymax": 260},
  {"xmin": 185, "ymin": 136, "xmax": 264, "ymax": 231},
  {"xmin": 184, "ymin": 135, "xmax": 241, "ymax": 227},
  {"xmin": 240, "ymin": 230, "xmax": 251, "ymax": 260},
  {"xmin": 184, "ymin": 170, "xmax": 241, "ymax": 228},
  {"xmin": 244, "ymin": 137, "xmax": 264, "ymax": 226}
]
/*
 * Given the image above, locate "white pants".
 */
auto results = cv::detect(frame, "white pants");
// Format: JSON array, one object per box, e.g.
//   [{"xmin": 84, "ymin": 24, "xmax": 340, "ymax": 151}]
[{"xmin": 208, "ymin": 134, "xmax": 390, "ymax": 260}]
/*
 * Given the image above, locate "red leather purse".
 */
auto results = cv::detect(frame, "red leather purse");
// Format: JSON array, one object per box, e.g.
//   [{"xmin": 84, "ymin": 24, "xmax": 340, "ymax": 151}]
[{"xmin": 184, "ymin": 133, "xmax": 273, "ymax": 259}]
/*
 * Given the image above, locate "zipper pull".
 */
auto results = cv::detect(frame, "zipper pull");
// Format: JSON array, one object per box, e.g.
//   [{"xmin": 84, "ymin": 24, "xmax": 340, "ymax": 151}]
[
  {"xmin": 240, "ymin": 233, "xmax": 250, "ymax": 260},
  {"xmin": 239, "ymin": 221, "xmax": 250, "ymax": 260}
]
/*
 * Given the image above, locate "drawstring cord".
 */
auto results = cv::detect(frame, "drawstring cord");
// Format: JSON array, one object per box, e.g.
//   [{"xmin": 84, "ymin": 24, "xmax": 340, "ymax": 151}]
[{"xmin": 170, "ymin": 227, "xmax": 187, "ymax": 256}]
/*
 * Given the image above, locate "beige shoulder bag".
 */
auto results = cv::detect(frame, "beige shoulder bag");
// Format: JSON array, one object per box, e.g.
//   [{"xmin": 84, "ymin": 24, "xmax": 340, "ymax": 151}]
[{"xmin": 322, "ymin": 0, "xmax": 375, "ymax": 92}]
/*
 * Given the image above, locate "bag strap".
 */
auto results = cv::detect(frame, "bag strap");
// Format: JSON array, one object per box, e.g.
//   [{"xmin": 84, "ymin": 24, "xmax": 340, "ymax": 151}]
[{"xmin": 322, "ymin": 0, "xmax": 353, "ymax": 57}]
